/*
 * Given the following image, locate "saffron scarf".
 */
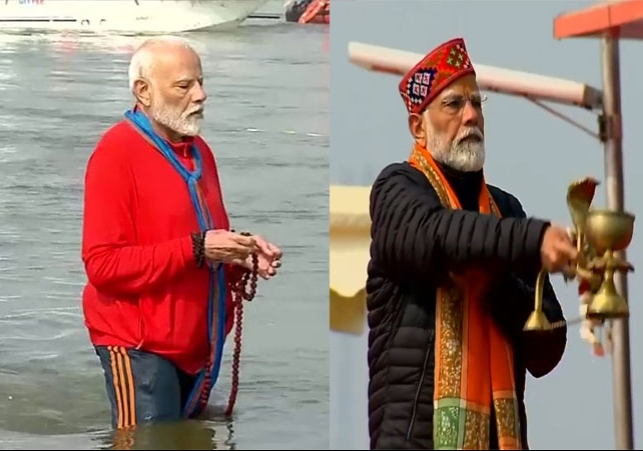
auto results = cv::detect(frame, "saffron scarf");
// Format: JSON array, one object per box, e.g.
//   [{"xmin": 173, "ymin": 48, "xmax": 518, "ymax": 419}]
[
  {"xmin": 408, "ymin": 142, "xmax": 522, "ymax": 450},
  {"xmin": 124, "ymin": 109, "xmax": 227, "ymax": 419}
]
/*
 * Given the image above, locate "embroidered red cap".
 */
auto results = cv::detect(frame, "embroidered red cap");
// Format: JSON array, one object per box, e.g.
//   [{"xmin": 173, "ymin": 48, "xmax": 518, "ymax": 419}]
[{"xmin": 399, "ymin": 37, "xmax": 476, "ymax": 115}]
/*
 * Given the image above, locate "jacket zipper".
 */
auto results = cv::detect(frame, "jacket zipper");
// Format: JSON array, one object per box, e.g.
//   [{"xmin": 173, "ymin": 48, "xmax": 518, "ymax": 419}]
[{"xmin": 406, "ymin": 330, "xmax": 435, "ymax": 440}]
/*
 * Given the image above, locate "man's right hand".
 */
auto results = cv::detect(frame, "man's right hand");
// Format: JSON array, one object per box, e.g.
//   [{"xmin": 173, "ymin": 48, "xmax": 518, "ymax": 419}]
[
  {"xmin": 204, "ymin": 230, "xmax": 258, "ymax": 263},
  {"xmin": 540, "ymin": 224, "xmax": 578, "ymax": 274}
]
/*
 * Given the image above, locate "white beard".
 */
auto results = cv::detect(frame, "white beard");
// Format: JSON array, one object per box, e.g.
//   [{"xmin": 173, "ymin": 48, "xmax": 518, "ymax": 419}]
[
  {"xmin": 426, "ymin": 125, "xmax": 486, "ymax": 172},
  {"xmin": 150, "ymin": 96, "xmax": 203, "ymax": 138}
]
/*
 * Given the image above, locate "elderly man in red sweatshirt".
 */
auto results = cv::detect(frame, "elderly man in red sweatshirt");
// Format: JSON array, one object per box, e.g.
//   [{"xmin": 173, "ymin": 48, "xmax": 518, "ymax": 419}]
[{"xmin": 81, "ymin": 35, "xmax": 282, "ymax": 429}]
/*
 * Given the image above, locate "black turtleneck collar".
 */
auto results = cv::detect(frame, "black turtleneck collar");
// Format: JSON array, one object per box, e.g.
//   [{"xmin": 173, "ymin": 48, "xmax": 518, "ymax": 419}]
[{"xmin": 435, "ymin": 161, "xmax": 483, "ymax": 212}]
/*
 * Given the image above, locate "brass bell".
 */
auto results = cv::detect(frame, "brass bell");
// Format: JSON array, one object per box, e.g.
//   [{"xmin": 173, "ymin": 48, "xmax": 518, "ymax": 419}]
[
  {"xmin": 586, "ymin": 276, "xmax": 629, "ymax": 319},
  {"xmin": 523, "ymin": 269, "xmax": 552, "ymax": 332}
]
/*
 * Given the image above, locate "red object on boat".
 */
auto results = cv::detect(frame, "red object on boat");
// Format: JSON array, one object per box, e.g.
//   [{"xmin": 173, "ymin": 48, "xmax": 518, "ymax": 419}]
[{"xmin": 299, "ymin": 0, "xmax": 329, "ymax": 24}]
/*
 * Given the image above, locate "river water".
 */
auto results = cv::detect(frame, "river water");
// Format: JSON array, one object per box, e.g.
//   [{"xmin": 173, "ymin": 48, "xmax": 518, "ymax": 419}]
[{"xmin": 0, "ymin": 9, "xmax": 329, "ymax": 451}]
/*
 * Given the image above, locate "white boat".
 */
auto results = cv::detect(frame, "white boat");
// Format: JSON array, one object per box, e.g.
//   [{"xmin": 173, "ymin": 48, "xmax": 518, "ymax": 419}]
[{"xmin": 0, "ymin": 0, "xmax": 271, "ymax": 34}]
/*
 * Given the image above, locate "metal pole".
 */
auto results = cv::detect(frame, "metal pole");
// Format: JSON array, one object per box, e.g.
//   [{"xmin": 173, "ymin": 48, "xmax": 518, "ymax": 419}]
[{"xmin": 600, "ymin": 35, "xmax": 635, "ymax": 450}]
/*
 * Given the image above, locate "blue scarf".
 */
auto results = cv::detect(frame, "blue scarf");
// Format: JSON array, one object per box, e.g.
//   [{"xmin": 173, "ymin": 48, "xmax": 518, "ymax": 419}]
[{"xmin": 125, "ymin": 109, "xmax": 227, "ymax": 418}]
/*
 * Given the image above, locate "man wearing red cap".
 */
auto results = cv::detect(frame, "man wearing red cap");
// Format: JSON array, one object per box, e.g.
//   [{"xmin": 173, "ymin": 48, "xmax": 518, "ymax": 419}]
[{"xmin": 366, "ymin": 37, "xmax": 577, "ymax": 450}]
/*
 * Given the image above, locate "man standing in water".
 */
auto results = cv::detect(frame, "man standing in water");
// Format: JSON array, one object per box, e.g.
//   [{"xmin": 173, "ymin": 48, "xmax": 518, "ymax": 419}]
[
  {"xmin": 81, "ymin": 36, "xmax": 282, "ymax": 429},
  {"xmin": 366, "ymin": 37, "xmax": 574, "ymax": 449}
]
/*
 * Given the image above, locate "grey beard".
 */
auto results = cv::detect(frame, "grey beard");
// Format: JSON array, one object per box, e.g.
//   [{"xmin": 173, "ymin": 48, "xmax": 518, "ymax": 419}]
[
  {"xmin": 426, "ymin": 132, "xmax": 485, "ymax": 172},
  {"xmin": 150, "ymin": 106, "xmax": 203, "ymax": 137},
  {"xmin": 432, "ymin": 141, "xmax": 485, "ymax": 172}
]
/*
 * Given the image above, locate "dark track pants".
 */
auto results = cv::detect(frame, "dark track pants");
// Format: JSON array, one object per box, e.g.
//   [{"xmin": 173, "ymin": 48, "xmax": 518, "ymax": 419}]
[{"xmin": 95, "ymin": 345, "xmax": 199, "ymax": 429}]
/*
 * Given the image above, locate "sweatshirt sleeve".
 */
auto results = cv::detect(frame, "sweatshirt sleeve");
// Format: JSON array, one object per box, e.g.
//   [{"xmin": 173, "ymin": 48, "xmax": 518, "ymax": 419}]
[
  {"xmin": 369, "ymin": 163, "xmax": 549, "ymax": 286},
  {"xmin": 81, "ymin": 139, "xmax": 197, "ymax": 297}
]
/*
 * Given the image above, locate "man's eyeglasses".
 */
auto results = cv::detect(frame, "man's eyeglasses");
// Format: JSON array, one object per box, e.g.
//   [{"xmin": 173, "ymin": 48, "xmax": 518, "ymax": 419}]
[{"xmin": 434, "ymin": 93, "xmax": 488, "ymax": 116}]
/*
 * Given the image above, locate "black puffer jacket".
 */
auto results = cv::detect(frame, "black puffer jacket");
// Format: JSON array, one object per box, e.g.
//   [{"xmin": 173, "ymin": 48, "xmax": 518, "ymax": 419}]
[{"xmin": 366, "ymin": 162, "xmax": 567, "ymax": 450}]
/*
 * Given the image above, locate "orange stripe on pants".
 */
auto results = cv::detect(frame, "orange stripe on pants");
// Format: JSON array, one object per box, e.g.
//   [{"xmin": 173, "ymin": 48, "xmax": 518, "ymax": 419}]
[{"xmin": 108, "ymin": 346, "xmax": 137, "ymax": 429}]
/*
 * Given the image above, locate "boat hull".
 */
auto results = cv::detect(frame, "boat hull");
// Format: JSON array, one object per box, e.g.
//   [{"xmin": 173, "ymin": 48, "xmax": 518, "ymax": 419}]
[{"xmin": 0, "ymin": 0, "xmax": 271, "ymax": 33}]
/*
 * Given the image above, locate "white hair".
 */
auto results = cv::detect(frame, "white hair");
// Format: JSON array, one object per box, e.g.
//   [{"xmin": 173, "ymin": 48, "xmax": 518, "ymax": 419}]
[{"xmin": 127, "ymin": 35, "xmax": 196, "ymax": 94}]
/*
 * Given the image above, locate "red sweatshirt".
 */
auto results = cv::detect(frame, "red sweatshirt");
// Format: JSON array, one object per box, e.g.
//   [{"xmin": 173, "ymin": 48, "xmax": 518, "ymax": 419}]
[{"xmin": 81, "ymin": 120, "xmax": 243, "ymax": 375}]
